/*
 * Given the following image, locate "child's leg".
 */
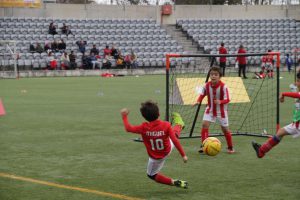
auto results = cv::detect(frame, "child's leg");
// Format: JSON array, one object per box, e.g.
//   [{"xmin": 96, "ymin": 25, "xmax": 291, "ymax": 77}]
[
  {"xmin": 147, "ymin": 157, "xmax": 187, "ymax": 188},
  {"xmin": 172, "ymin": 112, "xmax": 185, "ymax": 138},
  {"xmin": 147, "ymin": 157, "xmax": 172, "ymax": 185},
  {"xmin": 173, "ymin": 125, "xmax": 182, "ymax": 138},
  {"xmin": 253, "ymin": 127, "xmax": 289, "ymax": 158},
  {"xmin": 201, "ymin": 120, "xmax": 210, "ymax": 144},
  {"xmin": 259, "ymin": 128, "xmax": 287, "ymax": 156},
  {"xmin": 221, "ymin": 126, "xmax": 234, "ymax": 153}
]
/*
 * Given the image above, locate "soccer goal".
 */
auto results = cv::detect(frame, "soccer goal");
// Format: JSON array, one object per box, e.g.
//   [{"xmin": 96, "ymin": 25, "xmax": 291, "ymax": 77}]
[
  {"xmin": 0, "ymin": 40, "xmax": 18, "ymax": 79},
  {"xmin": 166, "ymin": 52, "xmax": 280, "ymax": 139}
]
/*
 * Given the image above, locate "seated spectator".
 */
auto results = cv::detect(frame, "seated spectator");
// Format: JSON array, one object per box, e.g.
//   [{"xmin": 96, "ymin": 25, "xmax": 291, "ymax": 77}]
[
  {"xmin": 60, "ymin": 23, "xmax": 74, "ymax": 36},
  {"xmin": 47, "ymin": 52, "xmax": 57, "ymax": 70},
  {"xmin": 89, "ymin": 53, "xmax": 101, "ymax": 69},
  {"xmin": 76, "ymin": 40, "xmax": 87, "ymax": 54},
  {"xmin": 48, "ymin": 22, "xmax": 58, "ymax": 35},
  {"xmin": 103, "ymin": 45, "xmax": 112, "ymax": 57},
  {"xmin": 44, "ymin": 41, "xmax": 51, "ymax": 53},
  {"xmin": 90, "ymin": 44, "xmax": 99, "ymax": 56},
  {"xmin": 111, "ymin": 46, "xmax": 119, "ymax": 59},
  {"xmin": 29, "ymin": 44, "xmax": 36, "ymax": 53},
  {"xmin": 60, "ymin": 52, "xmax": 70, "ymax": 70},
  {"xmin": 35, "ymin": 42, "xmax": 44, "ymax": 53},
  {"xmin": 124, "ymin": 54, "xmax": 131, "ymax": 69},
  {"xmin": 102, "ymin": 55, "xmax": 112, "ymax": 69},
  {"xmin": 130, "ymin": 51, "xmax": 138, "ymax": 68},
  {"xmin": 69, "ymin": 51, "xmax": 77, "ymax": 70},
  {"xmin": 116, "ymin": 50, "xmax": 125, "ymax": 69},
  {"xmin": 82, "ymin": 53, "xmax": 89, "ymax": 70},
  {"xmin": 51, "ymin": 40, "xmax": 59, "ymax": 52},
  {"xmin": 58, "ymin": 39, "xmax": 66, "ymax": 52}
]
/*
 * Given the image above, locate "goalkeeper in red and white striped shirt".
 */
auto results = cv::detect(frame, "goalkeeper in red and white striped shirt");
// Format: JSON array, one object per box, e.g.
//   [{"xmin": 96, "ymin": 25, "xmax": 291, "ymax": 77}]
[{"xmin": 193, "ymin": 67, "xmax": 235, "ymax": 154}]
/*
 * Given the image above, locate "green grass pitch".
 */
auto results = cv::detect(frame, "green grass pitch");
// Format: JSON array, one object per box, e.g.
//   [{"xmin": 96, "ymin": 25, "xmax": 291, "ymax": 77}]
[{"xmin": 0, "ymin": 73, "xmax": 299, "ymax": 200}]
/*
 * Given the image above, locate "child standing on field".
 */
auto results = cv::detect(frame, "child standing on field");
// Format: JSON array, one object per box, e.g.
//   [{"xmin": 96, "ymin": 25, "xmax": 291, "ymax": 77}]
[
  {"xmin": 120, "ymin": 100, "xmax": 188, "ymax": 188},
  {"xmin": 193, "ymin": 67, "xmax": 234, "ymax": 154},
  {"xmin": 252, "ymin": 71, "xmax": 300, "ymax": 158}
]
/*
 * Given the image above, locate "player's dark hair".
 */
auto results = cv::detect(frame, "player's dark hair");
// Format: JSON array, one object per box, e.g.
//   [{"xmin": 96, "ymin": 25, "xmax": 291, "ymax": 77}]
[
  {"xmin": 221, "ymin": 42, "xmax": 224, "ymax": 46},
  {"xmin": 297, "ymin": 71, "xmax": 300, "ymax": 79},
  {"xmin": 140, "ymin": 100, "xmax": 159, "ymax": 122},
  {"xmin": 210, "ymin": 66, "xmax": 223, "ymax": 77}
]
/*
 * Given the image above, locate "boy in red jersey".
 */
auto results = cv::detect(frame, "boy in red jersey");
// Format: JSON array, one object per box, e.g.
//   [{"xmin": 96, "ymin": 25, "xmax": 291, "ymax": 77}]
[
  {"xmin": 265, "ymin": 50, "xmax": 274, "ymax": 78},
  {"xmin": 236, "ymin": 45, "xmax": 247, "ymax": 79},
  {"xmin": 120, "ymin": 100, "xmax": 188, "ymax": 188},
  {"xmin": 193, "ymin": 67, "xmax": 234, "ymax": 154},
  {"xmin": 252, "ymin": 71, "xmax": 300, "ymax": 158},
  {"xmin": 219, "ymin": 42, "xmax": 228, "ymax": 76}
]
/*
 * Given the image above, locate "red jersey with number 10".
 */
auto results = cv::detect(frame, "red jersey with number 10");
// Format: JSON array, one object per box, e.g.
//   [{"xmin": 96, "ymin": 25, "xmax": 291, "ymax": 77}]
[{"xmin": 122, "ymin": 115, "xmax": 186, "ymax": 159}]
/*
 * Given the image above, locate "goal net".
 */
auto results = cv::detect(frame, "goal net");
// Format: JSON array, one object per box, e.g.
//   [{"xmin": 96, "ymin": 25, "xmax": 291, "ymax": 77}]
[
  {"xmin": 0, "ymin": 40, "xmax": 18, "ymax": 78},
  {"xmin": 166, "ymin": 52, "xmax": 280, "ymax": 138}
]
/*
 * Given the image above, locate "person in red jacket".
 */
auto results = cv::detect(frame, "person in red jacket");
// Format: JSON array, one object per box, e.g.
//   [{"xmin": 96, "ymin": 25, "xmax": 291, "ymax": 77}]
[
  {"xmin": 120, "ymin": 100, "xmax": 188, "ymax": 189},
  {"xmin": 219, "ymin": 42, "xmax": 228, "ymax": 76},
  {"xmin": 236, "ymin": 45, "xmax": 247, "ymax": 79}
]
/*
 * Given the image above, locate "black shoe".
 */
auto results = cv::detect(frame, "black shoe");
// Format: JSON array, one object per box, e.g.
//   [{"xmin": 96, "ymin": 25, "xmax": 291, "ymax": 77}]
[
  {"xmin": 243, "ymin": 77, "xmax": 248, "ymax": 79},
  {"xmin": 198, "ymin": 145, "xmax": 204, "ymax": 153},
  {"xmin": 251, "ymin": 141, "xmax": 263, "ymax": 158},
  {"xmin": 174, "ymin": 180, "xmax": 188, "ymax": 189}
]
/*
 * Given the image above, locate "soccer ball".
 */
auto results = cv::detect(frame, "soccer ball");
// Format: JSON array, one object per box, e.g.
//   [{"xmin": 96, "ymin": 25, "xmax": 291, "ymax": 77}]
[{"xmin": 203, "ymin": 137, "xmax": 221, "ymax": 156}]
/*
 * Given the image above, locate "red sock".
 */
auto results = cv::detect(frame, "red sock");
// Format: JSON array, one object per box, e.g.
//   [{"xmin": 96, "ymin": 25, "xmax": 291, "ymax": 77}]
[
  {"xmin": 260, "ymin": 136, "xmax": 280, "ymax": 155},
  {"xmin": 154, "ymin": 173, "xmax": 173, "ymax": 185},
  {"xmin": 201, "ymin": 128, "xmax": 209, "ymax": 143},
  {"xmin": 224, "ymin": 131, "xmax": 233, "ymax": 149},
  {"xmin": 172, "ymin": 125, "xmax": 182, "ymax": 138}
]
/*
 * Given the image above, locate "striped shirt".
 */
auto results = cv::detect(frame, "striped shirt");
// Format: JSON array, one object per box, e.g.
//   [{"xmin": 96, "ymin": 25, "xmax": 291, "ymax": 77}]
[{"xmin": 197, "ymin": 81, "xmax": 230, "ymax": 118}]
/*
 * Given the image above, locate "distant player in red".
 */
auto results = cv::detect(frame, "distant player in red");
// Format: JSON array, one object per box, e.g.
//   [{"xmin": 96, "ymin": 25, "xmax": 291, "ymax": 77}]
[
  {"xmin": 261, "ymin": 55, "xmax": 267, "ymax": 73},
  {"xmin": 252, "ymin": 71, "xmax": 300, "ymax": 158},
  {"xmin": 265, "ymin": 50, "xmax": 274, "ymax": 78},
  {"xmin": 236, "ymin": 45, "xmax": 247, "ymax": 79},
  {"xmin": 219, "ymin": 42, "xmax": 228, "ymax": 76},
  {"xmin": 120, "ymin": 100, "xmax": 188, "ymax": 189},
  {"xmin": 193, "ymin": 67, "xmax": 234, "ymax": 154}
]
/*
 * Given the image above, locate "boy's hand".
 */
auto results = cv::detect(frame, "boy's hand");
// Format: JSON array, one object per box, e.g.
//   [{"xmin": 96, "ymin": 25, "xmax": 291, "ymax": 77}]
[
  {"xmin": 279, "ymin": 94, "xmax": 284, "ymax": 103},
  {"xmin": 214, "ymin": 100, "xmax": 221, "ymax": 104},
  {"xmin": 192, "ymin": 102, "xmax": 200, "ymax": 107},
  {"xmin": 120, "ymin": 108, "xmax": 129, "ymax": 116},
  {"xmin": 183, "ymin": 156, "xmax": 188, "ymax": 163}
]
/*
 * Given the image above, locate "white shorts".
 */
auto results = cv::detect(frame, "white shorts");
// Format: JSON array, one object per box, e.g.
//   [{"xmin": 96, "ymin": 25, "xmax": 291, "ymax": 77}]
[
  {"xmin": 265, "ymin": 63, "xmax": 273, "ymax": 70},
  {"xmin": 147, "ymin": 140, "xmax": 174, "ymax": 176},
  {"xmin": 203, "ymin": 112, "xmax": 229, "ymax": 127},
  {"xmin": 283, "ymin": 123, "xmax": 300, "ymax": 138}
]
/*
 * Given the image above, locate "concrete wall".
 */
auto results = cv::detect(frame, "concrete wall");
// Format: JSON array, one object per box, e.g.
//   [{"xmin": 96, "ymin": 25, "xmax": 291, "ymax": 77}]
[{"xmin": 0, "ymin": 4, "xmax": 300, "ymax": 24}]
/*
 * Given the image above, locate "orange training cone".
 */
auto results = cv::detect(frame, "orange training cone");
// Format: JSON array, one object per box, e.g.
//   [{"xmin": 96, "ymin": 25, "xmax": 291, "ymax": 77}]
[{"xmin": 0, "ymin": 99, "xmax": 6, "ymax": 116}]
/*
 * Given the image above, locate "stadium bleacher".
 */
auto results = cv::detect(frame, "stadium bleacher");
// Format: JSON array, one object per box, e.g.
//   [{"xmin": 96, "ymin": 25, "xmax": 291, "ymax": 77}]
[
  {"xmin": 0, "ymin": 17, "xmax": 184, "ymax": 70},
  {"xmin": 176, "ymin": 18, "xmax": 300, "ymax": 65}
]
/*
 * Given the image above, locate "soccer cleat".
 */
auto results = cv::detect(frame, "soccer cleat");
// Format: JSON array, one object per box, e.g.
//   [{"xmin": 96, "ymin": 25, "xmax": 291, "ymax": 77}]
[
  {"xmin": 198, "ymin": 145, "xmax": 204, "ymax": 153},
  {"xmin": 227, "ymin": 148, "xmax": 235, "ymax": 154},
  {"xmin": 174, "ymin": 180, "xmax": 188, "ymax": 189},
  {"xmin": 172, "ymin": 112, "xmax": 185, "ymax": 129},
  {"xmin": 252, "ymin": 141, "xmax": 264, "ymax": 158}
]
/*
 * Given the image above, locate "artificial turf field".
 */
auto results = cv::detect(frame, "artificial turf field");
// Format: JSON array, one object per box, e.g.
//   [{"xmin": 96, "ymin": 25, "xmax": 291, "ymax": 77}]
[{"xmin": 0, "ymin": 72, "xmax": 299, "ymax": 200}]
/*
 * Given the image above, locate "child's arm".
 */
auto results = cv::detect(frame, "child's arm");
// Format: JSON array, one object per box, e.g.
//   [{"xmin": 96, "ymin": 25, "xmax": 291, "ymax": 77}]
[
  {"xmin": 280, "ymin": 92, "xmax": 300, "ymax": 102},
  {"xmin": 169, "ymin": 126, "xmax": 188, "ymax": 163},
  {"xmin": 193, "ymin": 86, "xmax": 207, "ymax": 106},
  {"xmin": 120, "ymin": 108, "xmax": 143, "ymax": 134}
]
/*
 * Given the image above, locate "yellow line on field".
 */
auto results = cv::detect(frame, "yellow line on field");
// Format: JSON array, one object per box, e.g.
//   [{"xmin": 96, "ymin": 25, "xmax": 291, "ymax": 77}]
[{"xmin": 0, "ymin": 172, "xmax": 144, "ymax": 200}]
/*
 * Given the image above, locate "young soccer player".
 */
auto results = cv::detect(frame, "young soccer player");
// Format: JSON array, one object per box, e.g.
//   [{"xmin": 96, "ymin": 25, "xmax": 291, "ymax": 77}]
[
  {"xmin": 252, "ymin": 71, "xmax": 300, "ymax": 158},
  {"xmin": 193, "ymin": 67, "xmax": 234, "ymax": 154},
  {"xmin": 120, "ymin": 100, "xmax": 188, "ymax": 188}
]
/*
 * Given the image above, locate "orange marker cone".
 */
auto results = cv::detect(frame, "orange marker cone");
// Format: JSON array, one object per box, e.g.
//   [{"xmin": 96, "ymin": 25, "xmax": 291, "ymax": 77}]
[{"xmin": 0, "ymin": 99, "xmax": 6, "ymax": 116}]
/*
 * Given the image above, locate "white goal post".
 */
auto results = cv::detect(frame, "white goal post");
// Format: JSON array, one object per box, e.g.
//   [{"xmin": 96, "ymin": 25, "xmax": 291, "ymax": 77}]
[{"xmin": 0, "ymin": 40, "xmax": 18, "ymax": 79}]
